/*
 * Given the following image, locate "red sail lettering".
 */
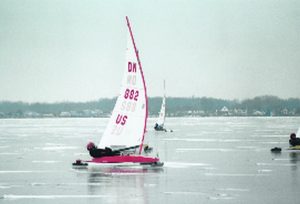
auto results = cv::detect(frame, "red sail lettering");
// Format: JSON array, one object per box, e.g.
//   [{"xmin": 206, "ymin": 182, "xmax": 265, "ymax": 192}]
[
  {"xmin": 128, "ymin": 62, "xmax": 132, "ymax": 72},
  {"xmin": 128, "ymin": 62, "xmax": 136, "ymax": 72},
  {"xmin": 124, "ymin": 89, "xmax": 139, "ymax": 101},
  {"xmin": 121, "ymin": 115, "xmax": 128, "ymax": 125},
  {"xmin": 116, "ymin": 114, "xmax": 128, "ymax": 126},
  {"xmin": 124, "ymin": 89, "xmax": 130, "ymax": 99},
  {"xmin": 132, "ymin": 63, "xmax": 136, "ymax": 72},
  {"xmin": 134, "ymin": 91, "xmax": 139, "ymax": 101},
  {"xmin": 116, "ymin": 114, "xmax": 122, "ymax": 124},
  {"xmin": 129, "ymin": 89, "xmax": 134, "ymax": 99}
]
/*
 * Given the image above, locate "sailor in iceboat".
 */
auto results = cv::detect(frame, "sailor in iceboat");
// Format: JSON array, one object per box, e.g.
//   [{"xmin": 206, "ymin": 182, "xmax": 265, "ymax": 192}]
[
  {"xmin": 289, "ymin": 133, "xmax": 300, "ymax": 147},
  {"xmin": 87, "ymin": 142, "xmax": 120, "ymax": 158},
  {"xmin": 154, "ymin": 123, "xmax": 167, "ymax": 132},
  {"xmin": 87, "ymin": 142, "xmax": 152, "ymax": 158}
]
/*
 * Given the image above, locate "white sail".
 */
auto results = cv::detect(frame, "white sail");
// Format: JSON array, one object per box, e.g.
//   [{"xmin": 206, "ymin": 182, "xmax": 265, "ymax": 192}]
[
  {"xmin": 297, "ymin": 127, "xmax": 300, "ymax": 137},
  {"xmin": 99, "ymin": 17, "xmax": 147, "ymax": 152},
  {"xmin": 156, "ymin": 80, "xmax": 166, "ymax": 127}
]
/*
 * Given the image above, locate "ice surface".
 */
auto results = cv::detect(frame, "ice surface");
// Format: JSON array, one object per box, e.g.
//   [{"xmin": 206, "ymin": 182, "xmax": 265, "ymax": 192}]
[{"xmin": 0, "ymin": 117, "xmax": 300, "ymax": 204}]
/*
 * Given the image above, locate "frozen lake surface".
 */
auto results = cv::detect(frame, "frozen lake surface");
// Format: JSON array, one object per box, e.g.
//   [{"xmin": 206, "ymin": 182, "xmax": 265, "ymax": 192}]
[{"xmin": 0, "ymin": 117, "xmax": 300, "ymax": 204}]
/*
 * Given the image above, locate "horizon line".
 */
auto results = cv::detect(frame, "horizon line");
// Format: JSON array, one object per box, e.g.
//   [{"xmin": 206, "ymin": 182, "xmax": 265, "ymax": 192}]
[{"xmin": 0, "ymin": 95, "xmax": 299, "ymax": 104}]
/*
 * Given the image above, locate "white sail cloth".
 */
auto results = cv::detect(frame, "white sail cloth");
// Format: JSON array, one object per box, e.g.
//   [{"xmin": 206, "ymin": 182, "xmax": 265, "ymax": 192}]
[{"xmin": 99, "ymin": 19, "xmax": 147, "ymax": 150}]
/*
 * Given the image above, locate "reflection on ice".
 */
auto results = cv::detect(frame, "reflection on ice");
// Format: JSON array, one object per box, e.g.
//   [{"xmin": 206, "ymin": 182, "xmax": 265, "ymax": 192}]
[
  {"xmin": 0, "ymin": 184, "xmax": 12, "ymax": 189},
  {"xmin": 205, "ymin": 173, "xmax": 270, "ymax": 177},
  {"xmin": 0, "ymin": 152, "xmax": 20, "ymax": 155},
  {"xmin": 31, "ymin": 182, "xmax": 47, "ymax": 186},
  {"xmin": 164, "ymin": 191, "xmax": 208, "ymax": 196},
  {"xmin": 35, "ymin": 146, "xmax": 79, "ymax": 151},
  {"xmin": 164, "ymin": 162, "xmax": 210, "ymax": 168},
  {"xmin": 73, "ymin": 152, "xmax": 87, "ymax": 156},
  {"xmin": 32, "ymin": 160, "xmax": 61, "ymax": 164},
  {"xmin": 257, "ymin": 169, "xmax": 273, "ymax": 173},
  {"xmin": 84, "ymin": 170, "xmax": 153, "ymax": 204},
  {"xmin": 2, "ymin": 194, "xmax": 112, "ymax": 200},
  {"xmin": 256, "ymin": 162, "xmax": 296, "ymax": 167},
  {"xmin": 163, "ymin": 138, "xmax": 242, "ymax": 143},
  {"xmin": 289, "ymin": 152, "xmax": 300, "ymax": 163},
  {"xmin": 209, "ymin": 193, "xmax": 235, "ymax": 200},
  {"xmin": 30, "ymin": 182, "xmax": 105, "ymax": 187},
  {"xmin": 176, "ymin": 148, "xmax": 236, "ymax": 152},
  {"xmin": 0, "ymin": 170, "xmax": 62, "ymax": 174},
  {"xmin": 164, "ymin": 191, "xmax": 236, "ymax": 201},
  {"xmin": 236, "ymin": 146, "xmax": 257, "ymax": 149},
  {"xmin": 216, "ymin": 188, "xmax": 250, "ymax": 192},
  {"xmin": 87, "ymin": 165, "xmax": 164, "ymax": 175}
]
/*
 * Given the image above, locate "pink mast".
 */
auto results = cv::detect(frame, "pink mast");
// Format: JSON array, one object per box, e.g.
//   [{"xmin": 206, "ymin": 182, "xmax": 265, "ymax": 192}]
[{"xmin": 125, "ymin": 16, "xmax": 148, "ymax": 155}]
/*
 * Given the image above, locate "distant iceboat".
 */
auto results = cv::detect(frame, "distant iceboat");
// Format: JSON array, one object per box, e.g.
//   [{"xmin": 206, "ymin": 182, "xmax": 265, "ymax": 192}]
[
  {"xmin": 154, "ymin": 80, "xmax": 172, "ymax": 132},
  {"xmin": 73, "ymin": 16, "xmax": 163, "ymax": 169}
]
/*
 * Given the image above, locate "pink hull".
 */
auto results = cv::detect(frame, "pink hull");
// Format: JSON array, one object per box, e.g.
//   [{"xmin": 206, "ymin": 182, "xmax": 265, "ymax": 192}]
[{"xmin": 90, "ymin": 155, "xmax": 159, "ymax": 163}]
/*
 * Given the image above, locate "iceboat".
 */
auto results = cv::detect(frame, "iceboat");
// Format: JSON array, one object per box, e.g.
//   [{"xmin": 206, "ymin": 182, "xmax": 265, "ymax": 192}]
[
  {"xmin": 154, "ymin": 80, "xmax": 172, "ymax": 132},
  {"xmin": 73, "ymin": 16, "xmax": 163, "ymax": 169}
]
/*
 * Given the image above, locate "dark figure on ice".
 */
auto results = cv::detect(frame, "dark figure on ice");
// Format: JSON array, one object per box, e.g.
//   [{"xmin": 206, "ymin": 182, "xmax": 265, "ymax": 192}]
[
  {"xmin": 289, "ymin": 133, "xmax": 300, "ymax": 146},
  {"xmin": 154, "ymin": 123, "xmax": 166, "ymax": 132},
  {"xmin": 87, "ymin": 142, "xmax": 120, "ymax": 158}
]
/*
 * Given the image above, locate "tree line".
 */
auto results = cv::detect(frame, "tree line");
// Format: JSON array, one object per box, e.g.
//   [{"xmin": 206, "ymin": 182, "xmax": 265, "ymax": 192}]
[{"xmin": 0, "ymin": 95, "xmax": 299, "ymax": 118}]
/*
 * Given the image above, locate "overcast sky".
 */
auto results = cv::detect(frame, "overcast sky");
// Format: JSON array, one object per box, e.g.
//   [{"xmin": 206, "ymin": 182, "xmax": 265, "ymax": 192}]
[{"xmin": 0, "ymin": 0, "xmax": 299, "ymax": 102}]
